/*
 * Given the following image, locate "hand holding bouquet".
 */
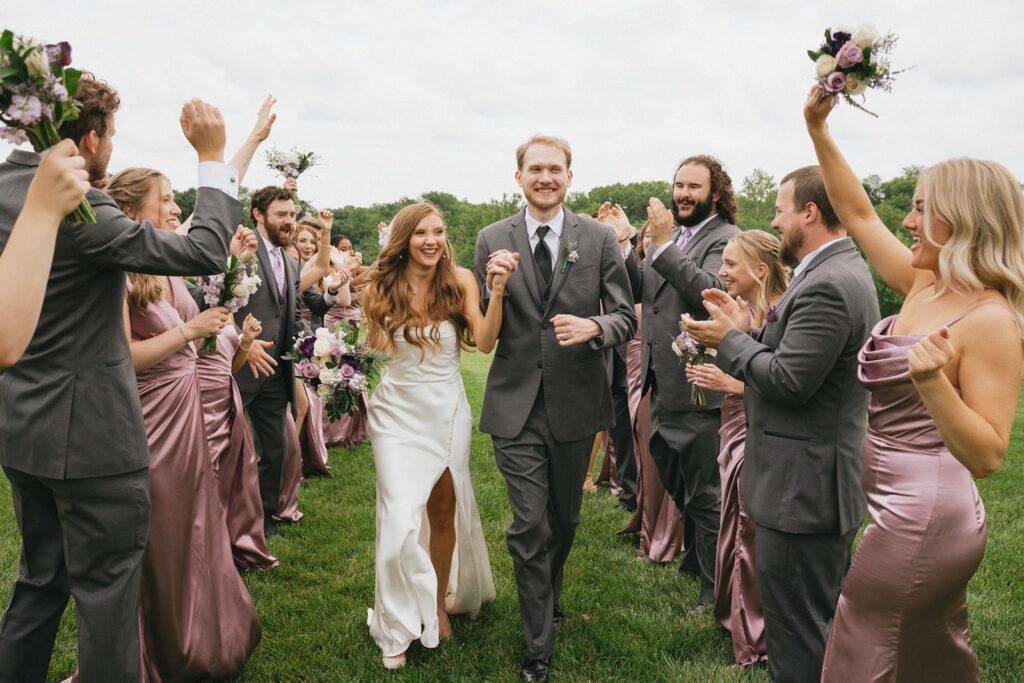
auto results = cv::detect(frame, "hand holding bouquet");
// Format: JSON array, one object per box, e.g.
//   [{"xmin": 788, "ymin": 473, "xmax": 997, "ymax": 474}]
[
  {"xmin": 194, "ymin": 255, "xmax": 261, "ymax": 352},
  {"xmin": 672, "ymin": 326, "xmax": 717, "ymax": 407},
  {"xmin": 807, "ymin": 22, "xmax": 904, "ymax": 117},
  {"xmin": 0, "ymin": 30, "xmax": 94, "ymax": 223}
]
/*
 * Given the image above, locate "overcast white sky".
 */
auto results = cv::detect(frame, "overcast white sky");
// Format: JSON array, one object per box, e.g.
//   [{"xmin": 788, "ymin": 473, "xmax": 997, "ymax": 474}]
[{"xmin": 4, "ymin": 1, "xmax": 1023, "ymax": 208}]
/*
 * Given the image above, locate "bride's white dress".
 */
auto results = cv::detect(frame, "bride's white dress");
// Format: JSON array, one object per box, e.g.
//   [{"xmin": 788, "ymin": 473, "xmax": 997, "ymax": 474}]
[{"xmin": 366, "ymin": 321, "xmax": 496, "ymax": 657}]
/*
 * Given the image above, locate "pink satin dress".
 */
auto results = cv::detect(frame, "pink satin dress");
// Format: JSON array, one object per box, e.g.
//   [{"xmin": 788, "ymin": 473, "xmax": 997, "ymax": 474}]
[
  {"xmin": 821, "ymin": 307, "xmax": 996, "ymax": 682},
  {"xmin": 195, "ymin": 323, "xmax": 278, "ymax": 571},
  {"xmin": 713, "ymin": 393, "xmax": 766, "ymax": 666},
  {"xmin": 621, "ymin": 333, "xmax": 684, "ymax": 563},
  {"xmin": 130, "ymin": 277, "xmax": 260, "ymax": 681},
  {"xmin": 322, "ymin": 299, "xmax": 368, "ymax": 447},
  {"xmin": 276, "ymin": 409, "xmax": 305, "ymax": 524},
  {"xmin": 299, "ymin": 384, "xmax": 331, "ymax": 477}
]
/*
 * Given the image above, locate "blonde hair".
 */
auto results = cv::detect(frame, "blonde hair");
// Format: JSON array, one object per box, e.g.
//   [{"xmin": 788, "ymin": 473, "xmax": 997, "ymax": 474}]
[
  {"xmin": 108, "ymin": 167, "xmax": 166, "ymax": 315},
  {"xmin": 728, "ymin": 230, "xmax": 790, "ymax": 327},
  {"xmin": 921, "ymin": 158, "xmax": 1024, "ymax": 331},
  {"xmin": 515, "ymin": 134, "xmax": 572, "ymax": 170}
]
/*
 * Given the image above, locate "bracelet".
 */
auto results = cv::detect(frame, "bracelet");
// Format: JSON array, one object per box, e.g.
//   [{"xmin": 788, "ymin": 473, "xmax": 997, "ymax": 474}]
[{"xmin": 177, "ymin": 325, "xmax": 191, "ymax": 343}]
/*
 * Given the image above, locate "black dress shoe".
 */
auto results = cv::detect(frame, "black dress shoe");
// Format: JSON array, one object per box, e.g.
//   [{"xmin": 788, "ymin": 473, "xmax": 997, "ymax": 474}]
[
  {"xmin": 520, "ymin": 658, "xmax": 550, "ymax": 682},
  {"xmin": 263, "ymin": 517, "xmax": 278, "ymax": 539},
  {"xmin": 552, "ymin": 604, "xmax": 564, "ymax": 626},
  {"xmin": 614, "ymin": 499, "xmax": 637, "ymax": 513}
]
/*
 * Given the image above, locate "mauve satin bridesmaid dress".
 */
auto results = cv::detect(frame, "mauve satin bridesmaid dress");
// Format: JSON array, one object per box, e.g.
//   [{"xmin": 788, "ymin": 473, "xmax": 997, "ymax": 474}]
[
  {"xmin": 195, "ymin": 323, "xmax": 278, "ymax": 571},
  {"xmin": 322, "ymin": 300, "xmax": 368, "ymax": 447},
  {"xmin": 621, "ymin": 333, "xmax": 684, "ymax": 563},
  {"xmin": 131, "ymin": 277, "xmax": 260, "ymax": 681},
  {"xmin": 821, "ymin": 309, "xmax": 994, "ymax": 682},
  {"xmin": 713, "ymin": 393, "xmax": 767, "ymax": 666}
]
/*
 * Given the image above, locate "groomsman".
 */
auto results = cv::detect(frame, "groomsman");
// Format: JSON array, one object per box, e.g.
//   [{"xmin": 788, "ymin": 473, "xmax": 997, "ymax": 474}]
[
  {"xmin": 640, "ymin": 155, "xmax": 740, "ymax": 607},
  {"xmin": 0, "ymin": 78, "xmax": 241, "ymax": 682},
  {"xmin": 475, "ymin": 135, "xmax": 636, "ymax": 682},
  {"xmin": 686, "ymin": 166, "xmax": 878, "ymax": 682}
]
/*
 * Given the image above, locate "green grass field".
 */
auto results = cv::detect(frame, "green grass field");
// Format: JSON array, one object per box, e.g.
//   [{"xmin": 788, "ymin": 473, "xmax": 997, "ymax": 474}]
[{"xmin": 2, "ymin": 351, "xmax": 1022, "ymax": 681}]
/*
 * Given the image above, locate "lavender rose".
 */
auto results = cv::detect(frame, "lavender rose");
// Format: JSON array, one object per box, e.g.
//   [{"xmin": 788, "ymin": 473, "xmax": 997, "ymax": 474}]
[
  {"xmin": 340, "ymin": 363, "xmax": 356, "ymax": 380},
  {"xmin": 836, "ymin": 41, "xmax": 864, "ymax": 69},
  {"xmin": 824, "ymin": 71, "xmax": 847, "ymax": 93},
  {"xmin": 298, "ymin": 359, "xmax": 319, "ymax": 379}
]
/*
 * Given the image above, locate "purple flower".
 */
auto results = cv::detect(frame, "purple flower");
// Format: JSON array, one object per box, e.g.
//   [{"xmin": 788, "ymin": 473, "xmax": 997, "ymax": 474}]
[
  {"xmin": 829, "ymin": 31, "xmax": 852, "ymax": 55},
  {"xmin": 45, "ymin": 42, "xmax": 72, "ymax": 68},
  {"xmin": 836, "ymin": 41, "xmax": 864, "ymax": 69},
  {"xmin": 766, "ymin": 305, "xmax": 778, "ymax": 323},
  {"xmin": 0, "ymin": 127, "xmax": 29, "ymax": 146},
  {"xmin": 298, "ymin": 359, "xmax": 319, "ymax": 379},
  {"xmin": 823, "ymin": 71, "xmax": 847, "ymax": 93},
  {"xmin": 299, "ymin": 335, "xmax": 316, "ymax": 357},
  {"xmin": 340, "ymin": 363, "xmax": 355, "ymax": 380},
  {"xmin": 6, "ymin": 95, "xmax": 42, "ymax": 125}
]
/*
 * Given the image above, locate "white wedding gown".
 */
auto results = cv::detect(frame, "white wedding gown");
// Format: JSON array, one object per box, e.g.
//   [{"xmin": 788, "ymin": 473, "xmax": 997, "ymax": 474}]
[{"xmin": 366, "ymin": 321, "xmax": 496, "ymax": 657}]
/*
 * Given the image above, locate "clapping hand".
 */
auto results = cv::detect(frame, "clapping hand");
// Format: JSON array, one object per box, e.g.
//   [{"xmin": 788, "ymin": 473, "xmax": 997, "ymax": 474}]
[
  {"xmin": 179, "ymin": 98, "xmax": 226, "ymax": 163},
  {"xmin": 486, "ymin": 249, "xmax": 519, "ymax": 291},
  {"xmin": 647, "ymin": 198, "xmax": 675, "ymax": 249},
  {"xmin": 230, "ymin": 224, "xmax": 258, "ymax": 262},
  {"xmin": 682, "ymin": 288, "xmax": 752, "ymax": 348},
  {"xmin": 249, "ymin": 95, "xmax": 278, "ymax": 142},
  {"xmin": 597, "ymin": 201, "xmax": 636, "ymax": 245},
  {"xmin": 908, "ymin": 327, "xmax": 955, "ymax": 384},
  {"xmin": 25, "ymin": 139, "xmax": 90, "ymax": 222}
]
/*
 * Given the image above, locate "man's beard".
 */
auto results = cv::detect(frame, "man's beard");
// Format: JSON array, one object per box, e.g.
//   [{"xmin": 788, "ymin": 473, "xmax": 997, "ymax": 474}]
[
  {"xmin": 265, "ymin": 221, "xmax": 292, "ymax": 248},
  {"xmin": 672, "ymin": 193, "xmax": 715, "ymax": 228},
  {"xmin": 779, "ymin": 226, "xmax": 805, "ymax": 267}
]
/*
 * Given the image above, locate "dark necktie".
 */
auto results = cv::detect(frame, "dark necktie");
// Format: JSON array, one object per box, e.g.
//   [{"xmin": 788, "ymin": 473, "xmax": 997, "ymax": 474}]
[{"xmin": 534, "ymin": 225, "xmax": 552, "ymax": 286}]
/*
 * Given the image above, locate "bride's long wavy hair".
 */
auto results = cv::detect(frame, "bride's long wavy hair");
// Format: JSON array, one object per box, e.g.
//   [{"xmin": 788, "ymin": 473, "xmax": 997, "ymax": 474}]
[{"xmin": 363, "ymin": 202, "xmax": 473, "ymax": 356}]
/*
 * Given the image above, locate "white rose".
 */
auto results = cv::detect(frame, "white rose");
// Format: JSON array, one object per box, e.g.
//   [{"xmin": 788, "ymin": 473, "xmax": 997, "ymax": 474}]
[
  {"xmin": 815, "ymin": 54, "xmax": 837, "ymax": 79},
  {"xmin": 313, "ymin": 338, "xmax": 331, "ymax": 357},
  {"xmin": 671, "ymin": 341, "xmax": 684, "ymax": 359},
  {"xmin": 314, "ymin": 327, "xmax": 331, "ymax": 339},
  {"xmin": 318, "ymin": 367, "xmax": 335, "ymax": 386},
  {"xmin": 284, "ymin": 151, "xmax": 300, "ymax": 165},
  {"xmin": 852, "ymin": 22, "xmax": 880, "ymax": 49},
  {"xmin": 845, "ymin": 75, "xmax": 867, "ymax": 96},
  {"xmin": 317, "ymin": 383, "xmax": 333, "ymax": 399},
  {"xmin": 231, "ymin": 282, "xmax": 249, "ymax": 298},
  {"xmin": 25, "ymin": 47, "xmax": 50, "ymax": 80}
]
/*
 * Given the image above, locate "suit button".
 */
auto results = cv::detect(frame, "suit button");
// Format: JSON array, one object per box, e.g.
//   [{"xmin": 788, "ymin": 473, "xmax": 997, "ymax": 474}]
[
  {"xmin": 536, "ymin": 361, "xmax": 542, "ymax": 369},
  {"xmin": 541, "ymin": 322, "xmax": 549, "ymax": 329}
]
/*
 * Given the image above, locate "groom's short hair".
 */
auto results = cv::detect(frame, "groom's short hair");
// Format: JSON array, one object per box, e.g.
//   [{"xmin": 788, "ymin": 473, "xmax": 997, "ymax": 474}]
[
  {"xmin": 516, "ymin": 135, "xmax": 572, "ymax": 170},
  {"xmin": 781, "ymin": 165, "xmax": 841, "ymax": 231},
  {"xmin": 58, "ymin": 73, "xmax": 120, "ymax": 144}
]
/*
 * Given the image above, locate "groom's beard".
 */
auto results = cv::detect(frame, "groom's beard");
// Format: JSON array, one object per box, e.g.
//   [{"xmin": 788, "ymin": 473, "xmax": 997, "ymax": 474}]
[{"xmin": 673, "ymin": 193, "xmax": 715, "ymax": 228}]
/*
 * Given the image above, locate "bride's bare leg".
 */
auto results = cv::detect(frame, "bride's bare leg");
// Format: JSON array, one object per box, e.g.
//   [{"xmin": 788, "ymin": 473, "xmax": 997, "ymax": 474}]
[
  {"xmin": 293, "ymin": 378, "xmax": 309, "ymax": 435},
  {"xmin": 426, "ymin": 468, "xmax": 456, "ymax": 639}
]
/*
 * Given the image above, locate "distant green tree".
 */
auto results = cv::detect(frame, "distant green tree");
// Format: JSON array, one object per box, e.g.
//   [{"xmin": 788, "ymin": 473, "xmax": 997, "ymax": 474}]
[
  {"xmin": 565, "ymin": 181, "xmax": 671, "ymax": 225},
  {"xmin": 736, "ymin": 168, "xmax": 777, "ymax": 231}
]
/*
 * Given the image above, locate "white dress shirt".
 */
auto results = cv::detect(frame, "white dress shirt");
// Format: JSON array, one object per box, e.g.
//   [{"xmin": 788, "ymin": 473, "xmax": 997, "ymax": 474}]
[
  {"xmin": 792, "ymin": 240, "xmax": 837, "ymax": 280},
  {"xmin": 650, "ymin": 213, "xmax": 719, "ymax": 263},
  {"xmin": 196, "ymin": 161, "xmax": 239, "ymax": 199},
  {"xmin": 525, "ymin": 207, "xmax": 564, "ymax": 273}
]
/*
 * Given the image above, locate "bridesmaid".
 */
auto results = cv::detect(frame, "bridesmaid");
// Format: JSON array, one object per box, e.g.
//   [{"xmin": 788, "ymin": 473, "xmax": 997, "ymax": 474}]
[
  {"xmin": 687, "ymin": 230, "xmax": 788, "ymax": 666},
  {"xmin": 322, "ymin": 250, "xmax": 370, "ymax": 449},
  {"xmin": 805, "ymin": 90, "xmax": 1024, "ymax": 681},
  {"xmin": 621, "ymin": 222, "xmax": 684, "ymax": 563},
  {"xmin": 110, "ymin": 168, "xmax": 262, "ymax": 680}
]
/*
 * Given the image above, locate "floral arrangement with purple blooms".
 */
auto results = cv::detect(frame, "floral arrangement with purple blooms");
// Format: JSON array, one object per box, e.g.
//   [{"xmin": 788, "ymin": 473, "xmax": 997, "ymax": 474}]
[
  {"xmin": 284, "ymin": 323, "xmax": 389, "ymax": 422},
  {"xmin": 0, "ymin": 30, "xmax": 94, "ymax": 223},
  {"xmin": 194, "ymin": 255, "xmax": 261, "ymax": 352},
  {"xmin": 808, "ymin": 22, "xmax": 904, "ymax": 118},
  {"xmin": 672, "ymin": 325, "xmax": 717, "ymax": 407}
]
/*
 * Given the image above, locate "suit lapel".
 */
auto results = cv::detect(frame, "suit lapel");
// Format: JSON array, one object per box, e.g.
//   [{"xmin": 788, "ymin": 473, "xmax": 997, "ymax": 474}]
[
  {"xmin": 774, "ymin": 238, "xmax": 855, "ymax": 310},
  {"xmin": 542, "ymin": 213, "xmax": 581, "ymax": 319},
  {"xmin": 508, "ymin": 210, "xmax": 543, "ymax": 311},
  {"xmin": 257, "ymin": 236, "xmax": 281, "ymax": 306}
]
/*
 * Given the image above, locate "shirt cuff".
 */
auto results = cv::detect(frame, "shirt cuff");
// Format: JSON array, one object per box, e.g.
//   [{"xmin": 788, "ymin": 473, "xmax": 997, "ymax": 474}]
[
  {"xmin": 323, "ymin": 291, "xmax": 337, "ymax": 307},
  {"xmin": 650, "ymin": 241, "xmax": 673, "ymax": 262},
  {"xmin": 197, "ymin": 161, "xmax": 239, "ymax": 199},
  {"xmin": 622, "ymin": 242, "xmax": 633, "ymax": 260}
]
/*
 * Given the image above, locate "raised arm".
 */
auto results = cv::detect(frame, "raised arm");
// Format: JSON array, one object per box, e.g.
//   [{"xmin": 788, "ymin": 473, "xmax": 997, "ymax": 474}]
[
  {"xmin": 804, "ymin": 89, "xmax": 923, "ymax": 296},
  {"xmin": 0, "ymin": 140, "xmax": 91, "ymax": 368},
  {"xmin": 299, "ymin": 210, "xmax": 336, "ymax": 291},
  {"xmin": 462, "ymin": 251, "xmax": 515, "ymax": 353},
  {"xmin": 229, "ymin": 95, "xmax": 277, "ymax": 184}
]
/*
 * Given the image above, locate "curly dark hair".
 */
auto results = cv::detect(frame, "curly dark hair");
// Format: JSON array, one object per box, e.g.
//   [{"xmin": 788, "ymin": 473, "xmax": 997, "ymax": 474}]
[
  {"xmin": 249, "ymin": 185, "xmax": 295, "ymax": 224},
  {"xmin": 58, "ymin": 72, "xmax": 120, "ymax": 143},
  {"xmin": 676, "ymin": 154, "xmax": 738, "ymax": 225}
]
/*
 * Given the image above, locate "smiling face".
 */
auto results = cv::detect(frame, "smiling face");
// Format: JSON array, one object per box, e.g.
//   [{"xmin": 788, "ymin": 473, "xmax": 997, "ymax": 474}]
[
  {"xmin": 672, "ymin": 163, "xmax": 718, "ymax": 228},
  {"xmin": 516, "ymin": 143, "xmax": 572, "ymax": 215},
  {"xmin": 257, "ymin": 198, "xmax": 297, "ymax": 248},
  {"xmin": 295, "ymin": 229, "xmax": 318, "ymax": 260},
  {"xmin": 407, "ymin": 212, "xmax": 446, "ymax": 270},
  {"xmin": 719, "ymin": 240, "xmax": 765, "ymax": 301},
  {"xmin": 135, "ymin": 176, "xmax": 181, "ymax": 231},
  {"xmin": 903, "ymin": 184, "xmax": 952, "ymax": 273}
]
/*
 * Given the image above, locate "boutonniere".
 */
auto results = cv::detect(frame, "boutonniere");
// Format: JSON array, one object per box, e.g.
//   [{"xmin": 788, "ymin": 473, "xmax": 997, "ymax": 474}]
[
  {"xmin": 562, "ymin": 241, "xmax": 579, "ymax": 273},
  {"xmin": 766, "ymin": 305, "xmax": 778, "ymax": 323}
]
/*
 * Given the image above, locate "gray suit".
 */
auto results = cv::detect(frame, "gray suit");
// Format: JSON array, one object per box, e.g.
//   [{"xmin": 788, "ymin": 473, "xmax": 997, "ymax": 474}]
[
  {"xmin": 0, "ymin": 149, "xmax": 239, "ymax": 682},
  {"xmin": 475, "ymin": 209, "xmax": 635, "ymax": 660},
  {"xmin": 640, "ymin": 216, "xmax": 739, "ymax": 602},
  {"xmin": 716, "ymin": 237, "xmax": 877, "ymax": 682}
]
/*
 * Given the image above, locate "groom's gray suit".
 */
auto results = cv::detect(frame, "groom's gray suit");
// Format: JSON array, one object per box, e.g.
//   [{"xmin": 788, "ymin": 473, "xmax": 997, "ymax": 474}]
[
  {"xmin": 0, "ymin": 149, "xmax": 239, "ymax": 683},
  {"xmin": 716, "ymin": 236, "xmax": 877, "ymax": 683},
  {"xmin": 475, "ymin": 207, "xmax": 635, "ymax": 661}
]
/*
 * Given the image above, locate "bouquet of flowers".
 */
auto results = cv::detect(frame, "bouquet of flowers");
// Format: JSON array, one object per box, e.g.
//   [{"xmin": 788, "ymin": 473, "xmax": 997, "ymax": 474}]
[
  {"xmin": 0, "ymin": 30, "xmax": 94, "ymax": 223},
  {"xmin": 285, "ymin": 323, "xmax": 389, "ymax": 422},
  {"xmin": 807, "ymin": 22, "xmax": 903, "ymax": 117},
  {"xmin": 672, "ymin": 327, "xmax": 717, "ymax": 407},
  {"xmin": 193, "ymin": 255, "xmax": 261, "ymax": 352}
]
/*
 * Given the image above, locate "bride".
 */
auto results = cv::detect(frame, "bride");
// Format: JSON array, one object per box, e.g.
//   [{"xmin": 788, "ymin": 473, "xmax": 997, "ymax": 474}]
[{"xmin": 362, "ymin": 201, "xmax": 511, "ymax": 669}]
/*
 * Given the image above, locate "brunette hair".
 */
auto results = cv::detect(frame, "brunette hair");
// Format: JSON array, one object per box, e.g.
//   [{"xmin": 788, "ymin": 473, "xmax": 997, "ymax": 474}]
[
  {"xmin": 727, "ymin": 230, "xmax": 790, "ymax": 327},
  {"xmin": 249, "ymin": 185, "xmax": 294, "ymax": 225},
  {"xmin": 635, "ymin": 220, "xmax": 651, "ymax": 262},
  {"xmin": 58, "ymin": 73, "xmax": 120, "ymax": 143},
  {"xmin": 676, "ymin": 154, "xmax": 738, "ymax": 225},
  {"xmin": 780, "ymin": 165, "xmax": 841, "ymax": 231},
  {"xmin": 516, "ymin": 134, "xmax": 572, "ymax": 170},
  {"xmin": 108, "ymin": 167, "xmax": 167, "ymax": 315},
  {"xmin": 363, "ymin": 202, "xmax": 472, "ymax": 356}
]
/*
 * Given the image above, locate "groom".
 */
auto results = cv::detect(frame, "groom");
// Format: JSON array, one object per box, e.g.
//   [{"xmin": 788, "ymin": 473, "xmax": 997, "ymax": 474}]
[{"xmin": 475, "ymin": 135, "xmax": 636, "ymax": 682}]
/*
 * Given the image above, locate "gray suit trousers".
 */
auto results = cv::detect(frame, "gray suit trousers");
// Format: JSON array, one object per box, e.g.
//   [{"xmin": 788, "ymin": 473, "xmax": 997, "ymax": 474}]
[
  {"xmin": 648, "ymin": 385, "xmax": 721, "ymax": 603},
  {"xmin": 243, "ymin": 373, "xmax": 289, "ymax": 520},
  {"xmin": 492, "ymin": 389, "xmax": 592, "ymax": 660},
  {"xmin": 756, "ymin": 524, "xmax": 857, "ymax": 683},
  {"xmin": 0, "ymin": 466, "xmax": 149, "ymax": 683}
]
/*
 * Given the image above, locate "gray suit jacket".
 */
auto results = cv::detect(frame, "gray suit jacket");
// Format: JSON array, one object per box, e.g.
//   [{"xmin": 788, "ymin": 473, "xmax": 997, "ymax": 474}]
[
  {"xmin": 641, "ymin": 215, "xmax": 740, "ymax": 411},
  {"xmin": 717, "ymin": 237, "xmax": 879, "ymax": 535},
  {"xmin": 474, "ymin": 209, "xmax": 636, "ymax": 442},
  {"xmin": 0, "ymin": 149, "xmax": 240, "ymax": 479}
]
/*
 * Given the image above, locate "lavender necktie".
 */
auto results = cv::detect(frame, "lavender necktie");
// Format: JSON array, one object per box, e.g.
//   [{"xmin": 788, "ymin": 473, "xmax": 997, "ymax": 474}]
[
  {"xmin": 676, "ymin": 227, "xmax": 693, "ymax": 250},
  {"xmin": 271, "ymin": 247, "xmax": 285, "ymax": 298}
]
